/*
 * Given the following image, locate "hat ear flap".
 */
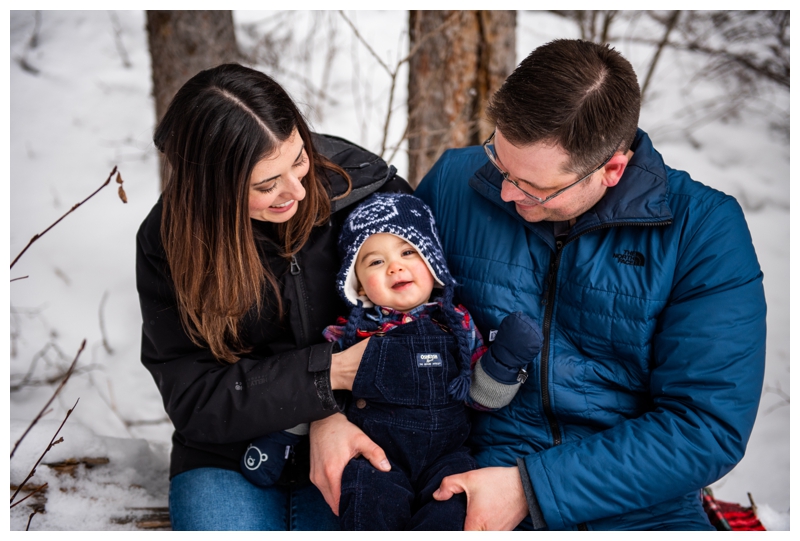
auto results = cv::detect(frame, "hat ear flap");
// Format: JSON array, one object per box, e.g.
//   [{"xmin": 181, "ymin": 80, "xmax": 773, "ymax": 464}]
[
  {"xmin": 438, "ymin": 286, "xmax": 472, "ymax": 402},
  {"xmin": 342, "ymin": 300, "xmax": 365, "ymax": 349}
]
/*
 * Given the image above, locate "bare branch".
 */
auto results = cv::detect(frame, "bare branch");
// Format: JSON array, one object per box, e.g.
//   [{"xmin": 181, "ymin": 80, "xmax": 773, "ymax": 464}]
[
  {"xmin": 599, "ymin": 10, "xmax": 617, "ymax": 43},
  {"xmin": 341, "ymin": 10, "xmax": 460, "ymax": 161},
  {"xmin": 108, "ymin": 11, "xmax": 132, "ymax": 68},
  {"xmin": 678, "ymin": 39, "xmax": 789, "ymax": 88},
  {"xmin": 386, "ymin": 121, "xmax": 410, "ymax": 165},
  {"xmin": 10, "ymin": 483, "xmax": 48, "ymax": 509},
  {"xmin": 762, "ymin": 382, "xmax": 790, "ymax": 414},
  {"xmin": 380, "ymin": 72, "xmax": 399, "ymax": 157},
  {"xmin": 11, "ymin": 340, "xmax": 84, "ymax": 459},
  {"xmin": 98, "ymin": 291, "xmax": 114, "ymax": 354},
  {"xmin": 15, "ymin": 11, "xmax": 43, "ymax": 75},
  {"xmin": 641, "ymin": 11, "xmax": 681, "ymax": 101},
  {"xmin": 29, "ymin": 11, "xmax": 41, "ymax": 49},
  {"xmin": 11, "ymin": 398, "xmax": 79, "ymax": 505},
  {"xmin": 11, "ymin": 362, "xmax": 102, "ymax": 393},
  {"xmin": 11, "ymin": 276, "xmax": 29, "ymax": 282},
  {"xmin": 26, "ymin": 509, "xmax": 40, "ymax": 531},
  {"xmin": 11, "ymin": 166, "xmax": 119, "ymax": 269},
  {"xmin": 338, "ymin": 11, "xmax": 392, "ymax": 76}
]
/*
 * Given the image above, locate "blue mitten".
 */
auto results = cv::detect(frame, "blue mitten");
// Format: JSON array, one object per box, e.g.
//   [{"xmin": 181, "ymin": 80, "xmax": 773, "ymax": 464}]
[
  {"xmin": 240, "ymin": 430, "xmax": 303, "ymax": 487},
  {"xmin": 480, "ymin": 311, "xmax": 543, "ymax": 384}
]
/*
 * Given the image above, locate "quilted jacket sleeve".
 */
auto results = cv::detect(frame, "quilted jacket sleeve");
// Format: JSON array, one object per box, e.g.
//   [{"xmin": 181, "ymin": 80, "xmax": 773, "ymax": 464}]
[{"xmin": 523, "ymin": 195, "xmax": 767, "ymax": 528}]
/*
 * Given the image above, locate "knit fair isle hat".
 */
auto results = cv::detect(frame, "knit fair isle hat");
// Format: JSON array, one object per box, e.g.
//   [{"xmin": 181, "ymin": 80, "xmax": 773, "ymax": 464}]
[
  {"xmin": 336, "ymin": 192, "xmax": 472, "ymax": 402},
  {"xmin": 337, "ymin": 192, "xmax": 455, "ymax": 310}
]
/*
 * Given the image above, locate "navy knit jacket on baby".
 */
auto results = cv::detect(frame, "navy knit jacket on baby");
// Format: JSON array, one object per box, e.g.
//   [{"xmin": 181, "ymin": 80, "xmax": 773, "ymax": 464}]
[{"xmin": 337, "ymin": 192, "xmax": 473, "ymax": 401}]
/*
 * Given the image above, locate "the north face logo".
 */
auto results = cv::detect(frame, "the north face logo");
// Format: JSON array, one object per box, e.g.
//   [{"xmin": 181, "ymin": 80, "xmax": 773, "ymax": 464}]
[{"xmin": 613, "ymin": 250, "xmax": 645, "ymax": 267}]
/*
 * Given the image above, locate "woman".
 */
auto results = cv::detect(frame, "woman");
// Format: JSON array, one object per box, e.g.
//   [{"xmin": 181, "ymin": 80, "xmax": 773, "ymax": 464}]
[{"xmin": 136, "ymin": 63, "xmax": 410, "ymax": 530}]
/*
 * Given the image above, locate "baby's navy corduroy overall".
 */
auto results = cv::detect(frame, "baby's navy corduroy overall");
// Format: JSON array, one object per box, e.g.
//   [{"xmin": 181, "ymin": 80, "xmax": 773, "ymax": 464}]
[{"xmin": 339, "ymin": 314, "xmax": 476, "ymax": 530}]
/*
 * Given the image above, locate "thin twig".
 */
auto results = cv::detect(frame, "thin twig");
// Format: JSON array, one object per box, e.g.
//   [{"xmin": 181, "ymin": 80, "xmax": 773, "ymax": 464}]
[
  {"xmin": 29, "ymin": 11, "xmax": 41, "ymax": 49},
  {"xmin": 11, "ymin": 340, "xmax": 84, "ymax": 459},
  {"xmin": 11, "ymin": 398, "xmax": 79, "ymax": 505},
  {"xmin": 10, "ymin": 483, "xmax": 48, "ymax": 509},
  {"xmin": 11, "ymin": 337, "xmax": 72, "ymax": 391},
  {"xmin": 17, "ymin": 57, "xmax": 40, "ymax": 75},
  {"xmin": 11, "ymin": 363, "xmax": 102, "ymax": 393},
  {"xmin": 338, "ymin": 11, "xmax": 392, "ymax": 76},
  {"xmin": 380, "ymin": 72, "xmax": 399, "ymax": 156},
  {"xmin": 26, "ymin": 509, "xmax": 40, "ymax": 531},
  {"xmin": 11, "ymin": 166, "xmax": 118, "ymax": 269},
  {"xmin": 599, "ymin": 10, "xmax": 617, "ymax": 44},
  {"xmin": 90, "ymin": 375, "xmax": 135, "ymax": 438},
  {"xmin": 98, "ymin": 291, "xmax": 114, "ymax": 354},
  {"xmin": 92, "ymin": 373, "xmax": 169, "ymax": 435},
  {"xmin": 108, "ymin": 11, "xmax": 132, "ymax": 68},
  {"xmin": 11, "ymin": 276, "xmax": 29, "ymax": 282},
  {"xmin": 340, "ymin": 10, "xmax": 459, "ymax": 159},
  {"xmin": 641, "ymin": 11, "xmax": 681, "ymax": 101},
  {"xmin": 386, "ymin": 121, "xmax": 410, "ymax": 165}
]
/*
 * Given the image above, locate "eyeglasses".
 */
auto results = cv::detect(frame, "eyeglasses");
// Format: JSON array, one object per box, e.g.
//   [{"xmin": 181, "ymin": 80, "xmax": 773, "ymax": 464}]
[{"xmin": 483, "ymin": 130, "xmax": 618, "ymax": 205}]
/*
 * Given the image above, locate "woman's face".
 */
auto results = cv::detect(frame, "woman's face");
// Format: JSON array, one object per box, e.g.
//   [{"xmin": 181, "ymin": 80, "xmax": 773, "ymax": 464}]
[{"xmin": 248, "ymin": 129, "xmax": 309, "ymax": 223}]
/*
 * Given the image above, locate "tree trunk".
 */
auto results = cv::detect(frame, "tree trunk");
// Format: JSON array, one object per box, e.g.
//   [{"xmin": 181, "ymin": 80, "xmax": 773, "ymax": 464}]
[
  {"xmin": 407, "ymin": 10, "xmax": 516, "ymax": 187},
  {"xmin": 146, "ymin": 10, "xmax": 239, "ymax": 189}
]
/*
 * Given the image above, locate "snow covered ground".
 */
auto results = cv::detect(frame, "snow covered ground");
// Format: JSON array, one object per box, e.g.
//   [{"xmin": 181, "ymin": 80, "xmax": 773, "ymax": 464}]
[{"xmin": 7, "ymin": 10, "xmax": 790, "ymax": 531}]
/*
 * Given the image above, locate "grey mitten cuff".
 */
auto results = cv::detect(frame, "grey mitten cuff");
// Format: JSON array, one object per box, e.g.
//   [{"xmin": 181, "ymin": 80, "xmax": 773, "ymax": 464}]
[{"xmin": 469, "ymin": 360, "xmax": 521, "ymax": 409}]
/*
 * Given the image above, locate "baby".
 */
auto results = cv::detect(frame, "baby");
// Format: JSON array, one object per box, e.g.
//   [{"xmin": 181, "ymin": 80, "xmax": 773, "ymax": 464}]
[{"xmin": 242, "ymin": 193, "xmax": 542, "ymax": 530}]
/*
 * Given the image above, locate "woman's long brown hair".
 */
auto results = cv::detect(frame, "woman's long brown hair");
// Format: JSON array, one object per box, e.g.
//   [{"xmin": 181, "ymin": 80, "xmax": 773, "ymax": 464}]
[{"xmin": 154, "ymin": 64, "xmax": 351, "ymax": 363}]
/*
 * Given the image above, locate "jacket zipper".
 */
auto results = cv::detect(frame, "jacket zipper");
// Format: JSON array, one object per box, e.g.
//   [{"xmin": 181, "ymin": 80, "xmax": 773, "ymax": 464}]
[
  {"xmin": 540, "ymin": 240, "xmax": 564, "ymax": 446},
  {"xmin": 539, "ymin": 220, "xmax": 671, "ymax": 532},
  {"xmin": 290, "ymin": 255, "xmax": 311, "ymax": 346}
]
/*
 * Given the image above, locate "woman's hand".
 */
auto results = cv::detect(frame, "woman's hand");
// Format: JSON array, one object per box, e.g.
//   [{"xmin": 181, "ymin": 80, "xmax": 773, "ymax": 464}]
[
  {"xmin": 309, "ymin": 412, "xmax": 390, "ymax": 515},
  {"xmin": 329, "ymin": 337, "xmax": 370, "ymax": 390}
]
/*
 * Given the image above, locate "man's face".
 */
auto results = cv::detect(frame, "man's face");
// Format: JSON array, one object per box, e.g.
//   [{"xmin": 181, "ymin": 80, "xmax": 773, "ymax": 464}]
[{"xmin": 493, "ymin": 130, "xmax": 611, "ymax": 223}]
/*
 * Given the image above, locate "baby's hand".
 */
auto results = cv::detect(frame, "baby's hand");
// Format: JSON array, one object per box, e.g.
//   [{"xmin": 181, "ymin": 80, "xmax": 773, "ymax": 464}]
[{"xmin": 480, "ymin": 312, "xmax": 543, "ymax": 384}]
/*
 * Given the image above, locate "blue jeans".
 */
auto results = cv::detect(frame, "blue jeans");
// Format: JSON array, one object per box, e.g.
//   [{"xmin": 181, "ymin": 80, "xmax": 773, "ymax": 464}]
[{"xmin": 169, "ymin": 467, "xmax": 339, "ymax": 531}]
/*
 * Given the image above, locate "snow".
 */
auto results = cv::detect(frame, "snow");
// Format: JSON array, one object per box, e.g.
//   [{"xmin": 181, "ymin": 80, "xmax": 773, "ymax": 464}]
[{"xmin": 6, "ymin": 10, "xmax": 790, "ymax": 531}]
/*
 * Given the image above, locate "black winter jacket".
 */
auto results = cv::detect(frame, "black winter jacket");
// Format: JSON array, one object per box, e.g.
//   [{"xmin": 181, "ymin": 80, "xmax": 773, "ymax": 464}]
[{"xmin": 137, "ymin": 134, "xmax": 412, "ymax": 479}]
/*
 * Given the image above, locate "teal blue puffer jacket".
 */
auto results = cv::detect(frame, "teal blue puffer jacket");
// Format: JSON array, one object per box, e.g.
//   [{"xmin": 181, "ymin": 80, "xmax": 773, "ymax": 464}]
[{"xmin": 415, "ymin": 129, "xmax": 766, "ymax": 530}]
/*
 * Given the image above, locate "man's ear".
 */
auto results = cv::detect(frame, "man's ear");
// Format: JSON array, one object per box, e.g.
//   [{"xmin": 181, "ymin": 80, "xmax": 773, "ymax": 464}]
[{"xmin": 601, "ymin": 153, "xmax": 629, "ymax": 188}]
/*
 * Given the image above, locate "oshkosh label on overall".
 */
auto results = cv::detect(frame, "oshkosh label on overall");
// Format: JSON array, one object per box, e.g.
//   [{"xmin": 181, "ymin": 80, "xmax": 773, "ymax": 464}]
[{"xmin": 417, "ymin": 353, "xmax": 443, "ymax": 367}]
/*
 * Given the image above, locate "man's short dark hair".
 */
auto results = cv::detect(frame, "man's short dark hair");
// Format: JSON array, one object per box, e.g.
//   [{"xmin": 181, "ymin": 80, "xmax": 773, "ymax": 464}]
[{"xmin": 486, "ymin": 39, "xmax": 641, "ymax": 175}]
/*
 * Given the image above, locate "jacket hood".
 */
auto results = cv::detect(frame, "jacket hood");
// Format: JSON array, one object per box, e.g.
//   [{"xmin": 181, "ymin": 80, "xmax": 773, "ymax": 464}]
[{"xmin": 312, "ymin": 133, "xmax": 399, "ymax": 213}]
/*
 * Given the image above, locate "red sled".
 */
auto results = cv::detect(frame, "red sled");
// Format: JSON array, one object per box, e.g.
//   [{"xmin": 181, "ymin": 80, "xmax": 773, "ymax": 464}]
[{"xmin": 702, "ymin": 487, "xmax": 766, "ymax": 531}]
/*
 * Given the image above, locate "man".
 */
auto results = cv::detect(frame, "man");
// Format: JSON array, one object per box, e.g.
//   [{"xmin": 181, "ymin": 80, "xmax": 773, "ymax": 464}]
[
  {"xmin": 411, "ymin": 39, "xmax": 767, "ymax": 530},
  {"xmin": 309, "ymin": 39, "xmax": 765, "ymax": 531}
]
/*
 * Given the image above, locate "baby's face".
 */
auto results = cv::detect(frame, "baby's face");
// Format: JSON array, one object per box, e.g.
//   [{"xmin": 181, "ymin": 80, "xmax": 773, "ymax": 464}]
[{"xmin": 355, "ymin": 233, "xmax": 435, "ymax": 312}]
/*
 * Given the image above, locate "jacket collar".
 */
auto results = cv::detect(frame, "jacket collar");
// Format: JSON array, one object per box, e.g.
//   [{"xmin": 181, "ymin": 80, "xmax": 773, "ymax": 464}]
[{"xmin": 469, "ymin": 129, "xmax": 673, "ymax": 246}]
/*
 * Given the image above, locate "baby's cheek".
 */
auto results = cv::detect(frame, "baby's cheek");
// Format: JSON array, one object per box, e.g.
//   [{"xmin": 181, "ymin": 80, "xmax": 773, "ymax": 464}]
[{"xmin": 360, "ymin": 275, "xmax": 381, "ymax": 298}]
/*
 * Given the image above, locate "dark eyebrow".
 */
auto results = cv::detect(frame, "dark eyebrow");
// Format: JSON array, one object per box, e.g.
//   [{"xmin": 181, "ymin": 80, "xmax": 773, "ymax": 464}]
[{"xmin": 252, "ymin": 143, "xmax": 305, "ymax": 186}]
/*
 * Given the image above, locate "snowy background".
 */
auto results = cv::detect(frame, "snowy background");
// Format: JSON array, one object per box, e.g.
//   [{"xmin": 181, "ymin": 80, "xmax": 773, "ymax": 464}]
[{"xmin": 7, "ymin": 10, "xmax": 790, "ymax": 530}]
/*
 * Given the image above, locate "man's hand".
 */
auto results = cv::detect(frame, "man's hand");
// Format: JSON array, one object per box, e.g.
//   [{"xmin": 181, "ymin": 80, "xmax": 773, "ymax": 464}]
[
  {"xmin": 309, "ymin": 412, "xmax": 390, "ymax": 515},
  {"xmin": 433, "ymin": 466, "xmax": 529, "ymax": 531}
]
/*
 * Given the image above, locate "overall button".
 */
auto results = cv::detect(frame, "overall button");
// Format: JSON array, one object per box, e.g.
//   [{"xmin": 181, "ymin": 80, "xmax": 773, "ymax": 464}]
[{"xmin": 355, "ymin": 398, "xmax": 367, "ymax": 409}]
